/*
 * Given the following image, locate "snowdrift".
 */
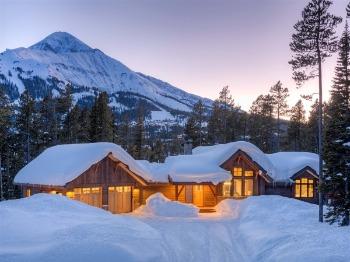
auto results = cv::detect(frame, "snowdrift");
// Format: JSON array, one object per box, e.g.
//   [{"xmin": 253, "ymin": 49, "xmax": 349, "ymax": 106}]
[
  {"xmin": 135, "ymin": 193, "xmax": 199, "ymax": 217},
  {"xmin": 216, "ymin": 196, "xmax": 350, "ymax": 261},
  {"xmin": 0, "ymin": 194, "xmax": 167, "ymax": 262},
  {"xmin": 1, "ymin": 194, "xmax": 349, "ymax": 262}
]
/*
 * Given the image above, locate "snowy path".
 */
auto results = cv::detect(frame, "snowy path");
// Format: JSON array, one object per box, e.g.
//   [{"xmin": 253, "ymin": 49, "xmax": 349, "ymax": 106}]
[
  {"xmin": 1, "ymin": 194, "xmax": 350, "ymax": 262},
  {"xmin": 135, "ymin": 213, "xmax": 249, "ymax": 262}
]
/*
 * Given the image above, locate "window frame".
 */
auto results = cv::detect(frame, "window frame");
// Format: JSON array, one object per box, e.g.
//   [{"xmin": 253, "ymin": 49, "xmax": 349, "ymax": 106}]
[
  {"xmin": 294, "ymin": 178, "xmax": 314, "ymax": 198},
  {"xmin": 223, "ymin": 166, "xmax": 255, "ymax": 197}
]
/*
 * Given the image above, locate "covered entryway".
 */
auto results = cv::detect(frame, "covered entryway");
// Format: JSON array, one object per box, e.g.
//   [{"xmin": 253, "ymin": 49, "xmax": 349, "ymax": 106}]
[
  {"xmin": 193, "ymin": 185, "xmax": 204, "ymax": 206},
  {"xmin": 108, "ymin": 186, "xmax": 132, "ymax": 213}
]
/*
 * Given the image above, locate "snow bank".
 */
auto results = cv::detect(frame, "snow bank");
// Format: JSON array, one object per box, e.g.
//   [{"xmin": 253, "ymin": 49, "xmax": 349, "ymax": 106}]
[
  {"xmin": 135, "ymin": 193, "xmax": 199, "ymax": 217},
  {"xmin": 217, "ymin": 196, "xmax": 350, "ymax": 261},
  {"xmin": 14, "ymin": 142, "xmax": 165, "ymax": 186},
  {"xmin": 1, "ymin": 194, "xmax": 350, "ymax": 261},
  {"xmin": 215, "ymin": 199, "xmax": 240, "ymax": 218},
  {"xmin": 0, "ymin": 194, "xmax": 167, "ymax": 262}
]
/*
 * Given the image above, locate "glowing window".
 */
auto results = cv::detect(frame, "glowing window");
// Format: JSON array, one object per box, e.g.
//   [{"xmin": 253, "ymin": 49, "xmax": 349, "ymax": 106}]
[
  {"xmin": 26, "ymin": 189, "xmax": 31, "ymax": 197},
  {"xmin": 49, "ymin": 190, "xmax": 57, "ymax": 194},
  {"xmin": 116, "ymin": 186, "xmax": 123, "ymax": 193},
  {"xmin": 66, "ymin": 191, "xmax": 74, "ymax": 199},
  {"xmin": 223, "ymin": 180, "xmax": 231, "ymax": 197},
  {"xmin": 74, "ymin": 188, "xmax": 81, "ymax": 194},
  {"xmin": 301, "ymin": 185, "xmax": 308, "ymax": 197},
  {"xmin": 91, "ymin": 187, "xmax": 100, "ymax": 193},
  {"xmin": 233, "ymin": 179, "xmax": 242, "ymax": 197},
  {"xmin": 308, "ymin": 184, "xmax": 314, "ymax": 197},
  {"xmin": 233, "ymin": 167, "xmax": 243, "ymax": 176},
  {"xmin": 244, "ymin": 179, "xmax": 253, "ymax": 196},
  {"xmin": 245, "ymin": 171, "xmax": 254, "ymax": 177},
  {"xmin": 124, "ymin": 186, "xmax": 131, "ymax": 192},
  {"xmin": 82, "ymin": 188, "xmax": 91, "ymax": 194},
  {"xmin": 295, "ymin": 184, "xmax": 300, "ymax": 197},
  {"xmin": 294, "ymin": 178, "xmax": 314, "ymax": 198},
  {"xmin": 108, "ymin": 187, "xmax": 115, "ymax": 191}
]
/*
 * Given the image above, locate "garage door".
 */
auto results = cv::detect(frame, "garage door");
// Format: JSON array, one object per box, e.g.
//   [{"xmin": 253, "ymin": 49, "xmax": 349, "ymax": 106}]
[{"xmin": 108, "ymin": 186, "xmax": 132, "ymax": 213}]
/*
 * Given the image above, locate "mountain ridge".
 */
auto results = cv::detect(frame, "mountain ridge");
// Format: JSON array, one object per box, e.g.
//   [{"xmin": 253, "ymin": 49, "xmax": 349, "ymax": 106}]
[{"xmin": 0, "ymin": 32, "xmax": 212, "ymax": 121}]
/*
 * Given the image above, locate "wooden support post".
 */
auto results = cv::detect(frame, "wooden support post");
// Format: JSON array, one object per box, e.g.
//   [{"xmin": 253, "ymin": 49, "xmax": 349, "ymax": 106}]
[{"xmin": 175, "ymin": 185, "xmax": 179, "ymax": 200}]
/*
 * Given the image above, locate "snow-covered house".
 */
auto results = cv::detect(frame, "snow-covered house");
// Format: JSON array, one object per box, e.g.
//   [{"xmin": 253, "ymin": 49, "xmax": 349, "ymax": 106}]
[{"xmin": 14, "ymin": 141, "xmax": 319, "ymax": 213}]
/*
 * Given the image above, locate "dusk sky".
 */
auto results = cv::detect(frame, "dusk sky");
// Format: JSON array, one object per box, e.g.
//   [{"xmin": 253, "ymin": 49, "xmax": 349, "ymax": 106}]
[{"xmin": 2, "ymin": 0, "xmax": 349, "ymax": 112}]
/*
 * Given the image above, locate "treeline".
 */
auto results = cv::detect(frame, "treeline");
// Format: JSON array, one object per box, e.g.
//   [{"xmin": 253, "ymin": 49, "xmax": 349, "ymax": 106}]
[
  {"xmin": 184, "ymin": 84, "xmax": 319, "ymax": 154},
  {"xmin": 0, "ymin": 87, "xmax": 182, "ymax": 200}
]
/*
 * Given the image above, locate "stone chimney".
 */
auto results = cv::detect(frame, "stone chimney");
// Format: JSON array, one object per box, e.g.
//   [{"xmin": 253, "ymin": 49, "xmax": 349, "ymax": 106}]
[{"xmin": 183, "ymin": 138, "xmax": 193, "ymax": 155}]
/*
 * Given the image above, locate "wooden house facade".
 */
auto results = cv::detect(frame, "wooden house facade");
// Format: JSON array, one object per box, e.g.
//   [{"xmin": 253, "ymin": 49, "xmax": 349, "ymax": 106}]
[{"xmin": 15, "ymin": 142, "xmax": 319, "ymax": 213}]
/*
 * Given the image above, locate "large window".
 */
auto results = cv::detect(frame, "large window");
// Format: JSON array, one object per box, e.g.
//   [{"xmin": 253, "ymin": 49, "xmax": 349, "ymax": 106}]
[
  {"xmin": 223, "ymin": 167, "xmax": 255, "ymax": 197},
  {"xmin": 73, "ymin": 187, "xmax": 102, "ymax": 207},
  {"xmin": 223, "ymin": 181, "xmax": 231, "ymax": 197},
  {"xmin": 295, "ymin": 178, "xmax": 314, "ymax": 198}
]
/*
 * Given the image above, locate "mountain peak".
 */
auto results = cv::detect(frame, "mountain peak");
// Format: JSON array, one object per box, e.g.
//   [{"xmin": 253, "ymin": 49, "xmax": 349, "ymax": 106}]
[{"xmin": 29, "ymin": 32, "xmax": 93, "ymax": 53}]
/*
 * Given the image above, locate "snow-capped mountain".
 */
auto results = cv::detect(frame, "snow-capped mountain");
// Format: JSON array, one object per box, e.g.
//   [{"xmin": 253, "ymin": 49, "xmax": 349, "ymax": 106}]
[{"xmin": 0, "ymin": 32, "xmax": 211, "ymax": 120}]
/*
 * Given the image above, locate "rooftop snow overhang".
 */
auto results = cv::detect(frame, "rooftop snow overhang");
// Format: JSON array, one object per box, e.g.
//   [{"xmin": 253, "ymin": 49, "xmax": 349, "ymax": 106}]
[{"xmin": 290, "ymin": 166, "xmax": 319, "ymax": 181}]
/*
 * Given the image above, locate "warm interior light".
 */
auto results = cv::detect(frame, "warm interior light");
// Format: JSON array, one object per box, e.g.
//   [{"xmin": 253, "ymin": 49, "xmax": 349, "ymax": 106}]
[
  {"xmin": 294, "ymin": 178, "xmax": 314, "ymax": 198},
  {"xmin": 66, "ymin": 191, "xmax": 74, "ymax": 199},
  {"xmin": 245, "ymin": 171, "xmax": 254, "ymax": 177},
  {"xmin": 223, "ymin": 180, "xmax": 231, "ymax": 197},
  {"xmin": 233, "ymin": 167, "xmax": 243, "ymax": 176}
]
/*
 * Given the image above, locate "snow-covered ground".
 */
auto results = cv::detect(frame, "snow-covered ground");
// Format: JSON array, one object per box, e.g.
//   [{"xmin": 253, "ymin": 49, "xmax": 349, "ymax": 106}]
[{"xmin": 1, "ymin": 194, "xmax": 349, "ymax": 262}]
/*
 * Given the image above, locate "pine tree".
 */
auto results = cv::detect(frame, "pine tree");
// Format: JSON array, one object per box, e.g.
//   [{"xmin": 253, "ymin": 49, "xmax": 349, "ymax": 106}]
[
  {"xmin": 57, "ymin": 85, "xmax": 73, "ymax": 142},
  {"xmin": 150, "ymin": 139, "xmax": 166, "ymax": 162},
  {"xmin": 63, "ymin": 105, "xmax": 82, "ymax": 143},
  {"xmin": 117, "ymin": 114, "xmax": 131, "ymax": 150},
  {"xmin": 184, "ymin": 100, "xmax": 206, "ymax": 147},
  {"xmin": 269, "ymin": 81, "xmax": 289, "ymax": 151},
  {"xmin": 132, "ymin": 104, "xmax": 145, "ymax": 160},
  {"xmin": 208, "ymin": 100, "xmax": 223, "ymax": 144},
  {"xmin": 288, "ymin": 100, "xmax": 307, "ymax": 151},
  {"xmin": 207, "ymin": 86, "xmax": 242, "ymax": 144},
  {"xmin": 37, "ymin": 94, "xmax": 57, "ymax": 152},
  {"xmin": 78, "ymin": 107, "xmax": 91, "ymax": 142},
  {"xmin": 248, "ymin": 94, "xmax": 275, "ymax": 152},
  {"xmin": 16, "ymin": 89, "xmax": 37, "ymax": 164},
  {"xmin": 0, "ymin": 88, "xmax": 13, "ymax": 200},
  {"xmin": 90, "ymin": 92, "xmax": 114, "ymax": 142},
  {"xmin": 306, "ymin": 100, "xmax": 320, "ymax": 153},
  {"xmin": 289, "ymin": 0, "xmax": 342, "ymax": 222},
  {"xmin": 324, "ymin": 22, "xmax": 350, "ymax": 226}
]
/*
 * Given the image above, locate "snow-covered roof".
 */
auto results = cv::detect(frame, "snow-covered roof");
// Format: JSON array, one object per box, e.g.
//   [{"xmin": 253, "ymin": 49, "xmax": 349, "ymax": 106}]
[
  {"xmin": 266, "ymin": 152, "xmax": 319, "ymax": 181},
  {"xmin": 14, "ymin": 142, "xmax": 163, "ymax": 186},
  {"xmin": 139, "ymin": 141, "xmax": 319, "ymax": 184},
  {"xmin": 15, "ymin": 141, "xmax": 320, "ymax": 186}
]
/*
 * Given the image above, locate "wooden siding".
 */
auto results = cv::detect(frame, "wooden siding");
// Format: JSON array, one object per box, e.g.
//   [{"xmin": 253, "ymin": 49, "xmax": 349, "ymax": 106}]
[{"xmin": 21, "ymin": 155, "xmax": 145, "ymax": 212}]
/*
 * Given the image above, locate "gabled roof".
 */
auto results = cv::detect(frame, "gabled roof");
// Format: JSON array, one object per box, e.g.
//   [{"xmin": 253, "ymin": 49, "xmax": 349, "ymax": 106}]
[
  {"xmin": 14, "ymin": 141, "xmax": 320, "ymax": 186},
  {"xmin": 14, "ymin": 142, "xmax": 167, "ymax": 186},
  {"xmin": 139, "ymin": 141, "xmax": 319, "ymax": 184},
  {"xmin": 266, "ymin": 152, "xmax": 319, "ymax": 181}
]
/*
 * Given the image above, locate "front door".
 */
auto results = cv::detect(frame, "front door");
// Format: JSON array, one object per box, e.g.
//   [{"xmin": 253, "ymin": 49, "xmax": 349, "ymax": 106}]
[{"xmin": 193, "ymin": 185, "xmax": 204, "ymax": 207}]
